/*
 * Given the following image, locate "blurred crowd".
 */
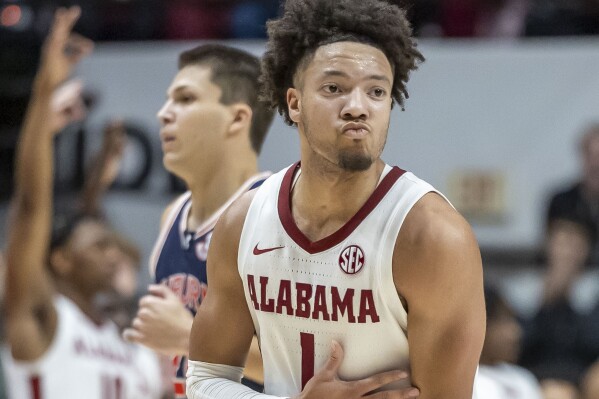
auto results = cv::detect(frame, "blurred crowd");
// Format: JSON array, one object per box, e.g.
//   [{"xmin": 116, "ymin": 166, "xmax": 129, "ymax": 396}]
[
  {"xmin": 1, "ymin": 1, "xmax": 599, "ymax": 399},
  {"xmin": 407, "ymin": 0, "xmax": 599, "ymax": 38},
  {"xmin": 1, "ymin": 0, "xmax": 599, "ymax": 41},
  {"xmin": 477, "ymin": 124, "xmax": 599, "ymax": 399}
]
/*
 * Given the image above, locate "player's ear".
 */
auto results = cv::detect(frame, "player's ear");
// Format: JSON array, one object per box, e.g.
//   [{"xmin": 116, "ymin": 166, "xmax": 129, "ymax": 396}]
[
  {"xmin": 287, "ymin": 88, "xmax": 301, "ymax": 124},
  {"xmin": 49, "ymin": 248, "xmax": 72, "ymax": 276},
  {"xmin": 227, "ymin": 103, "xmax": 252, "ymax": 138}
]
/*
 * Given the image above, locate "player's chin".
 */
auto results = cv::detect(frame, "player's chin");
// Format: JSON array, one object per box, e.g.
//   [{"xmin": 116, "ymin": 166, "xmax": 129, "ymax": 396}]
[
  {"xmin": 338, "ymin": 151, "xmax": 374, "ymax": 172},
  {"xmin": 162, "ymin": 153, "xmax": 184, "ymax": 174}
]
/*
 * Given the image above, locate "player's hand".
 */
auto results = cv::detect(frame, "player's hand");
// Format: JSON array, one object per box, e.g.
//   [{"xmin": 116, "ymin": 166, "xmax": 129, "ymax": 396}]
[
  {"xmin": 98, "ymin": 120, "xmax": 127, "ymax": 187},
  {"xmin": 49, "ymin": 79, "xmax": 87, "ymax": 133},
  {"xmin": 35, "ymin": 6, "xmax": 93, "ymax": 94},
  {"xmin": 123, "ymin": 284, "xmax": 193, "ymax": 356},
  {"xmin": 295, "ymin": 341, "xmax": 419, "ymax": 399}
]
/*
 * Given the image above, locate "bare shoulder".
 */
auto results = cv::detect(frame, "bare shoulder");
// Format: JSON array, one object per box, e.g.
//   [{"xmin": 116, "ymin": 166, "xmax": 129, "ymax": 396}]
[
  {"xmin": 208, "ymin": 189, "xmax": 258, "ymax": 259},
  {"xmin": 394, "ymin": 197, "xmax": 485, "ymax": 398},
  {"xmin": 219, "ymin": 190, "xmax": 257, "ymax": 232},
  {"xmin": 402, "ymin": 192, "xmax": 477, "ymax": 251},
  {"xmin": 394, "ymin": 192, "xmax": 482, "ymax": 300},
  {"xmin": 160, "ymin": 201, "xmax": 177, "ymax": 227},
  {"xmin": 160, "ymin": 193, "xmax": 190, "ymax": 227}
]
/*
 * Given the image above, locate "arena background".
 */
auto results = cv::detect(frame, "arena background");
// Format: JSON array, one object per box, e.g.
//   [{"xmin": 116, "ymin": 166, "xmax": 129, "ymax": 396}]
[{"xmin": 1, "ymin": 3, "xmax": 599, "ymax": 319}]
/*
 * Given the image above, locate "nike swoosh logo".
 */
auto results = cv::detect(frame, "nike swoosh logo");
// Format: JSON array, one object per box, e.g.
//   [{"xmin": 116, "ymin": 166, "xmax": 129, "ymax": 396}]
[{"xmin": 253, "ymin": 243, "xmax": 285, "ymax": 255}]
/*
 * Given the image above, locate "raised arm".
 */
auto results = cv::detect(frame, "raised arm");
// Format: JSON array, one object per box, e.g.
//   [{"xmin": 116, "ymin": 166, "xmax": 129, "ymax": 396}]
[
  {"xmin": 80, "ymin": 120, "xmax": 126, "ymax": 217},
  {"xmin": 394, "ymin": 193, "xmax": 485, "ymax": 399},
  {"xmin": 4, "ymin": 7, "xmax": 93, "ymax": 361}
]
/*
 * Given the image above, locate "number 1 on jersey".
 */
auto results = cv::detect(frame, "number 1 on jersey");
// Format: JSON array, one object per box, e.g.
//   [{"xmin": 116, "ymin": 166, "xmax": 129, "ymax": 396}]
[
  {"xmin": 102, "ymin": 375, "xmax": 122, "ymax": 399},
  {"xmin": 300, "ymin": 332, "xmax": 315, "ymax": 389}
]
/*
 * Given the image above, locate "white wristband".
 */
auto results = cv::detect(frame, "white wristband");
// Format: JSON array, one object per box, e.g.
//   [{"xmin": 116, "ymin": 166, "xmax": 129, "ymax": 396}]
[{"xmin": 186, "ymin": 359, "xmax": 290, "ymax": 399}]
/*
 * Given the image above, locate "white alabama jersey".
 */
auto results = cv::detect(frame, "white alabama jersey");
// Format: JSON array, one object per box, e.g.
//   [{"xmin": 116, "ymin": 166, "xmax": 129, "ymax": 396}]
[
  {"xmin": 2, "ymin": 295, "xmax": 163, "ymax": 399},
  {"xmin": 238, "ymin": 162, "xmax": 466, "ymax": 396}
]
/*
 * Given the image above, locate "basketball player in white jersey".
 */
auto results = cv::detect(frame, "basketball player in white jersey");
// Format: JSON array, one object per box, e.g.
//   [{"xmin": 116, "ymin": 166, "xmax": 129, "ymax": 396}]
[
  {"xmin": 186, "ymin": 0, "xmax": 486, "ymax": 398},
  {"xmin": 122, "ymin": 44, "xmax": 275, "ymax": 396},
  {"xmin": 3, "ymin": 8, "xmax": 163, "ymax": 398}
]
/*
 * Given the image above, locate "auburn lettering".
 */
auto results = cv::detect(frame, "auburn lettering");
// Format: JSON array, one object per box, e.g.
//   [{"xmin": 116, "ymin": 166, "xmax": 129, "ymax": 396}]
[
  {"xmin": 246, "ymin": 274, "xmax": 380, "ymax": 324},
  {"xmin": 161, "ymin": 273, "xmax": 207, "ymax": 312}
]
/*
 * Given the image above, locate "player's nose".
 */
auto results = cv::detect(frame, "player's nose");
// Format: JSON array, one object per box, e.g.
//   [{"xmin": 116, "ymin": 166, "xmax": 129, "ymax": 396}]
[
  {"xmin": 341, "ymin": 89, "xmax": 369, "ymax": 120},
  {"xmin": 157, "ymin": 100, "xmax": 174, "ymax": 125}
]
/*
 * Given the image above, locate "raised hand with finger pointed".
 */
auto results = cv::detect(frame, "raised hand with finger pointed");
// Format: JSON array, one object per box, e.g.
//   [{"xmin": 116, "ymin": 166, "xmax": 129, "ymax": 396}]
[
  {"xmin": 35, "ymin": 6, "xmax": 93, "ymax": 95},
  {"xmin": 4, "ymin": 6, "xmax": 166, "ymax": 399},
  {"xmin": 49, "ymin": 78, "xmax": 87, "ymax": 133},
  {"xmin": 98, "ymin": 120, "xmax": 127, "ymax": 185}
]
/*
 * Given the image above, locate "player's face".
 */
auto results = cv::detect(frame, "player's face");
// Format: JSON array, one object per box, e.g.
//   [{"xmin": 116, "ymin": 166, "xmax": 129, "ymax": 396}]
[
  {"xmin": 65, "ymin": 220, "xmax": 118, "ymax": 295},
  {"xmin": 107, "ymin": 246, "xmax": 138, "ymax": 299},
  {"xmin": 288, "ymin": 41, "xmax": 393, "ymax": 172},
  {"xmin": 157, "ymin": 65, "xmax": 233, "ymax": 179},
  {"xmin": 546, "ymin": 221, "xmax": 590, "ymax": 269}
]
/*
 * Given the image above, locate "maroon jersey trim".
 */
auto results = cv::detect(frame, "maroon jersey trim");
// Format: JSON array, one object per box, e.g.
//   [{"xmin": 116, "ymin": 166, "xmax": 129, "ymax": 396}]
[{"xmin": 277, "ymin": 162, "xmax": 406, "ymax": 254}]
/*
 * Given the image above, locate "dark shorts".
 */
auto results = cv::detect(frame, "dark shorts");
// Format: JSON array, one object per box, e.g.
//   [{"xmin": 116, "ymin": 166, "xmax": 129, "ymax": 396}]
[{"xmin": 241, "ymin": 377, "xmax": 264, "ymax": 392}]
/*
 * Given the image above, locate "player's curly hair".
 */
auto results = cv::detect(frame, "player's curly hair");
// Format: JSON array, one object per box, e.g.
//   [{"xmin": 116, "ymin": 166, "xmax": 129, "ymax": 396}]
[{"xmin": 260, "ymin": 0, "xmax": 425, "ymax": 126}]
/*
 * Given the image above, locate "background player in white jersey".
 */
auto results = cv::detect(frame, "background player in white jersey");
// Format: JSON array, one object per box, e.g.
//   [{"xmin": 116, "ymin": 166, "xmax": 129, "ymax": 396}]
[
  {"xmin": 122, "ymin": 44, "xmax": 275, "ymax": 396},
  {"xmin": 2, "ymin": 8, "xmax": 163, "ymax": 398},
  {"xmin": 186, "ymin": 0, "xmax": 486, "ymax": 398}
]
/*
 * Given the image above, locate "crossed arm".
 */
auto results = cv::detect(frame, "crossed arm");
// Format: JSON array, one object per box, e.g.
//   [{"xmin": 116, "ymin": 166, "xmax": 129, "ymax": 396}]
[
  {"xmin": 186, "ymin": 191, "xmax": 484, "ymax": 399},
  {"xmin": 186, "ymin": 192, "xmax": 421, "ymax": 399},
  {"xmin": 394, "ymin": 192, "xmax": 486, "ymax": 399}
]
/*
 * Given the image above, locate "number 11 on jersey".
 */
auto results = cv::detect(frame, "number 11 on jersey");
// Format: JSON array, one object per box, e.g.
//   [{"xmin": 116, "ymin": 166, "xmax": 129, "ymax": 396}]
[{"xmin": 300, "ymin": 332, "xmax": 315, "ymax": 389}]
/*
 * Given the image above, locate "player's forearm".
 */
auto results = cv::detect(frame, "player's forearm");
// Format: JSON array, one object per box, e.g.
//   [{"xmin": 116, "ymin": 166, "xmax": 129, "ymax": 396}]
[
  {"xmin": 408, "ymin": 319, "xmax": 482, "ymax": 399},
  {"xmin": 80, "ymin": 149, "xmax": 112, "ymax": 216},
  {"xmin": 5, "ymin": 82, "xmax": 57, "ymax": 313},
  {"xmin": 14, "ymin": 81, "xmax": 56, "ymax": 213},
  {"xmin": 186, "ymin": 360, "xmax": 287, "ymax": 399},
  {"xmin": 80, "ymin": 160, "xmax": 105, "ymax": 216},
  {"xmin": 173, "ymin": 313, "xmax": 193, "ymax": 356}
]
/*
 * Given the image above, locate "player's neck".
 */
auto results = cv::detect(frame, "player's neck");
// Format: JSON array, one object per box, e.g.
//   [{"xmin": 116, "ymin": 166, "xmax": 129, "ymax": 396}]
[
  {"xmin": 291, "ymin": 159, "xmax": 385, "ymax": 241},
  {"xmin": 186, "ymin": 158, "xmax": 259, "ymax": 230},
  {"xmin": 56, "ymin": 281, "xmax": 105, "ymax": 324}
]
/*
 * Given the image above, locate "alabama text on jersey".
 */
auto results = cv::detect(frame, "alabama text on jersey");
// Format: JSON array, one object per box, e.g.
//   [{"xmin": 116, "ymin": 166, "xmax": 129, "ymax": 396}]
[{"xmin": 238, "ymin": 162, "xmax": 451, "ymax": 396}]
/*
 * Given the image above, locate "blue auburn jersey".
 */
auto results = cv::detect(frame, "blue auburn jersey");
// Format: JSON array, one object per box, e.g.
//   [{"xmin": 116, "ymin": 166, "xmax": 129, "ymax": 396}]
[{"xmin": 148, "ymin": 172, "xmax": 270, "ymax": 398}]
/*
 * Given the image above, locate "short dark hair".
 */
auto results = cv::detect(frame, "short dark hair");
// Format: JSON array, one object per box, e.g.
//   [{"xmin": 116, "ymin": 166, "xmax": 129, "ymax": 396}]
[
  {"xmin": 50, "ymin": 212, "xmax": 100, "ymax": 253},
  {"xmin": 260, "ymin": 0, "xmax": 425, "ymax": 126},
  {"xmin": 178, "ymin": 44, "xmax": 274, "ymax": 154}
]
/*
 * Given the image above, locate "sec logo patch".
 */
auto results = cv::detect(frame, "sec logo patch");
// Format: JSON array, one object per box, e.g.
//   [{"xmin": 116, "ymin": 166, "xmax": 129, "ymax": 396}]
[{"xmin": 339, "ymin": 245, "xmax": 365, "ymax": 274}]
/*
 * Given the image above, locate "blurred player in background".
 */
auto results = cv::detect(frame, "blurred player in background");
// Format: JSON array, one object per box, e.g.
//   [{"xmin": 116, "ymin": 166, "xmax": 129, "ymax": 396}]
[
  {"xmin": 123, "ymin": 43, "xmax": 275, "ymax": 397},
  {"xmin": 2, "ymin": 8, "xmax": 164, "ymax": 398}
]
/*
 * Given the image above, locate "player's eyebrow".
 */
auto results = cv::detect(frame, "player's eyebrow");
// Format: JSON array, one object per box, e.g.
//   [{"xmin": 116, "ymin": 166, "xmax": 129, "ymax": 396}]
[
  {"xmin": 166, "ymin": 85, "xmax": 193, "ymax": 98},
  {"xmin": 322, "ymin": 70, "xmax": 391, "ymax": 85},
  {"xmin": 169, "ymin": 85, "xmax": 187, "ymax": 94}
]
